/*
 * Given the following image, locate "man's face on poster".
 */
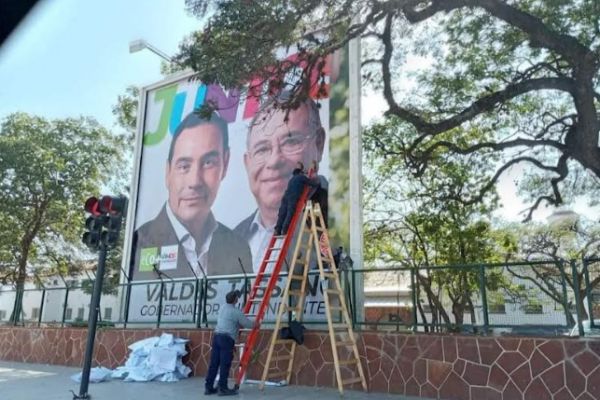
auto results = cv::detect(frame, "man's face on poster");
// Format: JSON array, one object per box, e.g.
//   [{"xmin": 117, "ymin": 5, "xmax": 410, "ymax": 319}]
[
  {"xmin": 166, "ymin": 124, "xmax": 230, "ymax": 227},
  {"xmin": 244, "ymin": 104, "xmax": 325, "ymax": 213}
]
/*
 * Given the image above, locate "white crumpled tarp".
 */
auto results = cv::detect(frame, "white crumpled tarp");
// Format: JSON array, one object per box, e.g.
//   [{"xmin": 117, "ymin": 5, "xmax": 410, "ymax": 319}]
[{"xmin": 111, "ymin": 333, "xmax": 192, "ymax": 383}]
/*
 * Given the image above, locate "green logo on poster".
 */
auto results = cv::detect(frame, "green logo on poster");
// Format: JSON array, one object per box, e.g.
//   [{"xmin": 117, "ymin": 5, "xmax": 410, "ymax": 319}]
[{"xmin": 140, "ymin": 247, "xmax": 158, "ymax": 271}]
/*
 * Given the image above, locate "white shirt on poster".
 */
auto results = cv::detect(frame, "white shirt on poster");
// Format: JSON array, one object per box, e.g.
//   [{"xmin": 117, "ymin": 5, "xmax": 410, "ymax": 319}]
[
  {"xmin": 166, "ymin": 203, "xmax": 218, "ymax": 277},
  {"xmin": 247, "ymin": 211, "xmax": 278, "ymax": 274}
]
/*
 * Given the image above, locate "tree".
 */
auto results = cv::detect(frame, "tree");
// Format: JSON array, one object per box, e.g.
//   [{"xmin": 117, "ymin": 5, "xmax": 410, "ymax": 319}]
[
  {"xmin": 0, "ymin": 113, "xmax": 126, "ymax": 319},
  {"xmin": 502, "ymin": 217, "xmax": 600, "ymax": 322},
  {"xmin": 363, "ymin": 118, "xmax": 525, "ymax": 332},
  {"xmin": 177, "ymin": 0, "xmax": 600, "ymax": 220},
  {"xmin": 112, "ymin": 85, "xmax": 139, "ymax": 142}
]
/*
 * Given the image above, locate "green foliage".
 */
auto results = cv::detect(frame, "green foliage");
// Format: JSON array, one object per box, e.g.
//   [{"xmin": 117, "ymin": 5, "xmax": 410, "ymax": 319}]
[
  {"xmin": 111, "ymin": 85, "xmax": 139, "ymax": 142},
  {"xmin": 0, "ymin": 113, "xmax": 126, "ymax": 288},
  {"xmin": 178, "ymin": 0, "xmax": 600, "ymax": 219},
  {"xmin": 364, "ymin": 115, "xmax": 509, "ymax": 330},
  {"xmin": 495, "ymin": 217, "xmax": 600, "ymax": 321}
]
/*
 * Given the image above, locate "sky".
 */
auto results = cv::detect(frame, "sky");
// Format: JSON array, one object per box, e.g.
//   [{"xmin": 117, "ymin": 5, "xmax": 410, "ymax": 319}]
[
  {"xmin": 0, "ymin": 0, "xmax": 597, "ymax": 224},
  {"xmin": 0, "ymin": 0, "xmax": 198, "ymax": 127}
]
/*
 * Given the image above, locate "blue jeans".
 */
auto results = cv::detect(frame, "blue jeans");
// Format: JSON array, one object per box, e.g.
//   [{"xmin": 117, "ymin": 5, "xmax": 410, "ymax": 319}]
[{"xmin": 205, "ymin": 333, "xmax": 235, "ymax": 390}]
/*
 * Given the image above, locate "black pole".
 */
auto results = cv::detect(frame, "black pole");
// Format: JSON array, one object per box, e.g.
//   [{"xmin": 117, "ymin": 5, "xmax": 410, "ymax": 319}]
[
  {"xmin": 75, "ymin": 243, "xmax": 108, "ymax": 399},
  {"xmin": 202, "ymin": 278, "xmax": 209, "ymax": 328},
  {"xmin": 196, "ymin": 262, "xmax": 209, "ymax": 328},
  {"xmin": 237, "ymin": 258, "xmax": 248, "ymax": 308},
  {"xmin": 123, "ymin": 280, "xmax": 132, "ymax": 329}
]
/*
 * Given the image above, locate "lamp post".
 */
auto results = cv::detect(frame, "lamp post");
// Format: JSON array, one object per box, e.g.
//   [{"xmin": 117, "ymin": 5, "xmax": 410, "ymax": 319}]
[{"xmin": 128, "ymin": 39, "xmax": 173, "ymax": 63}]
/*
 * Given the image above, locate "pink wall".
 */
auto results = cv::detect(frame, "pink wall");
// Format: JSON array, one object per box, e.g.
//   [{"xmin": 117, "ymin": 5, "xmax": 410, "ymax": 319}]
[{"xmin": 0, "ymin": 327, "xmax": 598, "ymax": 400}]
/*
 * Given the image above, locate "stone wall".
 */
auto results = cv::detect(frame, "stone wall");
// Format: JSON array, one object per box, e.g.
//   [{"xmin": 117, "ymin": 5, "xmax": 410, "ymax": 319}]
[{"xmin": 0, "ymin": 327, "xmax": 598, "ymax": 400}]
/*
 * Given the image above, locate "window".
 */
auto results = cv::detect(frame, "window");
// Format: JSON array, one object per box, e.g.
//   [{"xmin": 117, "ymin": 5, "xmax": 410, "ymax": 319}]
[
  {"xmin": 104, "ymin": 308, "xmax": 112, "ymax": 321},
  {"xmin": 489, "ymin": 304, "xmax": 506, "ymax": 314},
  {"xmin": 65, "ymin": 308, "xmax": 73, "ymax": 320},
  {"xmin": 77, "ymin": 307, "xmax": 85, "ymax": 320},
  {"xmin": 0, "ymin": 310, "xmax": 6, "ymax": 320},
  {"xmin": 524, "ymin": 304, "xmax": 543, "ymax": 314},
  {"xmin": 31, "ymin": 308, "xmax": 40, "ymax": 319}
]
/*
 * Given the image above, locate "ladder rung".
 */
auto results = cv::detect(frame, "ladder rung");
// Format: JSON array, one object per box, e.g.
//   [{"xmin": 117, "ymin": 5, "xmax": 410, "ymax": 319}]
[
  {"xmin": 338, "ymin": 359, "xmax": 358, "ymax": 366},
  {"xmin": 342, "ymin": 377, "xmax": 363, "ymax": 386},
  {"xmin": 246, "ymin": 313, "xmax": 258, "ymax": 317},
  {"xmin": 295, "ymin": 259, "xmax": 307, "ymax": 265},
  {"xmin": 322, "ymin": 272, "xmax": 336, "ymax": 279},
  {"xmin": 270, "ymin": 246, "xmax": 282, "ymax": 251},
  {"xmin": 270, "ymin": 355, "xmax": 293, "ymax": 362},
  {"xmin": 329, "ymin": 306, "xmax": 343, "ymax": 311},
  {"xmin": 325, "ymin": 289, "xmax": 341, "ymax": 296},
  {"xmin": 299, "ymin": 243, "xmax": 311, "ymax": 249},
  {"xmin": 266, "ymin": 259, "xmax": 278, "ymax": 263},
  {"xmin": 275, "ymin": 339, "xmax": 295, "ymax": 345},
  {"xmin": 291, "ymin": 275, "xmax": 304, "ymax": 281},
  {"xmin": 250, "ymin": 299, "xmax": 262, "ymax": 302},
  {"xmin": 275, "ymin": 235, "xmax": 286, "ymax": 239},
  {"xmin": 336, "ymin": 340, "xmax": 355, "ymax": 347},
  {"xmin": 322, "ymin": 257, "xmax": 333, "ymax": 263},
  {"xmin": 281, "ymin": 306, "xmax": 299, "ymax": 312},
  {"xmin": 240, "ymin": 328, "xmax": 253, "ymax": 332},
  {"xmin": 288, "ymin": 290, "xmax": 303, "ymax": 296},
  {"xmin": 267, "ymin": 371, "xmax": 288, "ymax": 379}
]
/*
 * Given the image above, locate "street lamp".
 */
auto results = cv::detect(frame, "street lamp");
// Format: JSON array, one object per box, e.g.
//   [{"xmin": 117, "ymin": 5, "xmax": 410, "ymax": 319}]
[{"xmin": 128, "ymin": 39, "xmax": 173, "ymax": 63}]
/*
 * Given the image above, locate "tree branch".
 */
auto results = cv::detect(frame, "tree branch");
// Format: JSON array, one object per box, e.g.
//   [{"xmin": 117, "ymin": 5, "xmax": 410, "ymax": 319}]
[
  {"xmin": 400, "ymin": 77, "xmax": 576, "ymax": 151},
  {"xmin": 416, "ymin": 138, "xmax": 566, "ymax": 161},
  {"xmin": 419, "ymin": 156, "xmax": 558, "ymax": 206},
  {"xmin": 521, "ymin": 153, "xmax": 569, "ymax": 221},
  {"xmin": 401, "ymin": 0, "xmax": 594, "ymax": 66}
]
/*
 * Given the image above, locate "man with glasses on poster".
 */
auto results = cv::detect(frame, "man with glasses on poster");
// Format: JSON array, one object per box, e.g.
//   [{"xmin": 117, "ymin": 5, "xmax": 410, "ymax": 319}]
[{"xmin": 235, "ymin": 91, "xmax": 327, "ymax": 272}]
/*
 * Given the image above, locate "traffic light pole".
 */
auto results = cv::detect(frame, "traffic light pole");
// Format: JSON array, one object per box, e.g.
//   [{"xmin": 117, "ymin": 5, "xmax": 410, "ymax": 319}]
[{"xmin": 74, "ymin": 242, "xmax": 108, "ymax": 399}]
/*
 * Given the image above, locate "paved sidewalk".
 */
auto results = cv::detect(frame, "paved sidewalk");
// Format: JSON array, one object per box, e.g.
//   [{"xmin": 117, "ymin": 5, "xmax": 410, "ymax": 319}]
[{"xmin": 0, "ymin": 361, "xmax": 405, "ymax": 400}]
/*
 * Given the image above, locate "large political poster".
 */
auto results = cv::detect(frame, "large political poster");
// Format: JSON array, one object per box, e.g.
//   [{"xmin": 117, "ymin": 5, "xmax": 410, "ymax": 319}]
[{"xmin": 123, "ymin": 46, "xmax": 351, "ymax": 324}]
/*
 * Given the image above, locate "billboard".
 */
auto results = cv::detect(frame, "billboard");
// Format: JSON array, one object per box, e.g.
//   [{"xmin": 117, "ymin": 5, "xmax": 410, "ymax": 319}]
[{"xmin": 123, "ymin": 46, "xmax": 351, "ymax": 324}]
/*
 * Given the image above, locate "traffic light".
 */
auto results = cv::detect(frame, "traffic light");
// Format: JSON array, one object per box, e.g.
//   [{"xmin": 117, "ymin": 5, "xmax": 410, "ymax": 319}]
[
  {"xmin": 82, "ymin": 215, "xmax": 103, "ymax": 248},
  {"xmin": 98, "ymin": 195, "xmax": 127, "ymax": 217},
  {"xmin": 82, "ymin": 195, "xmax": 128, "ymax": 250},
  {"xmin": 101, "ymin": 214, "xmax": 122, "ymax": 247}
]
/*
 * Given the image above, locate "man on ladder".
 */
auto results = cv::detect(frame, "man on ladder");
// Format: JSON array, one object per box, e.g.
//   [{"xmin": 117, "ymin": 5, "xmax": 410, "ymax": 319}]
[
  {"xmin": 205, "ymin": 289, "xmax": 259, "ymax": 396},
  {"xmin": 274, "ymin": 162, "xmax": 320, "ymax": 236},
  {"xmin": 232, "ymin": 165, "xmax": 367, "ymax": 396}
]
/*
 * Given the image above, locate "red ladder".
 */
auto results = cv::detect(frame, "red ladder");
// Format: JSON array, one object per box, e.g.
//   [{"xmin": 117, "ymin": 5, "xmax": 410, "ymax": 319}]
[{"xmin": 234, "ymin": 169, "xmax": 314, "ymax": 389}]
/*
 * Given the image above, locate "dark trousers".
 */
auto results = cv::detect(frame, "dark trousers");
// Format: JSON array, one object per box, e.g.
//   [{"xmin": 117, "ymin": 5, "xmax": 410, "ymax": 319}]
[
  {"xmin": 275, "ymin": 196, "xmax": 299, "ymax": 235},
  {"xmin": 205, "ymin": 333, "xmax": 235, "ymax": 390},
  {"xmin": 309, "ymin": 187, "xmax": 328, "ymax": 227}
]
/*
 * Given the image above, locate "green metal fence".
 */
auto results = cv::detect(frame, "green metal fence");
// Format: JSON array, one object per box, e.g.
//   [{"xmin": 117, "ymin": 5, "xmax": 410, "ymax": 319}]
[
  {"xmin": 0, "ymin": 259, "xmax": 597, "ymax": 336},
  {"xmin": 0, "ymin": 269, "xmax": 344, "ymax": 329},
  {"xmin": 353, "ymin": 259, "xmax": 600, "ymax": 337}
]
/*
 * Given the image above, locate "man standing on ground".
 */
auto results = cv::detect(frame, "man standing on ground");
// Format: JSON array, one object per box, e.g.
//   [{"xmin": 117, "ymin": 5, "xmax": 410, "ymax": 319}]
[{"xmin": 205, "ymin": 289, "xmax": 258, "ymax": 396}]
